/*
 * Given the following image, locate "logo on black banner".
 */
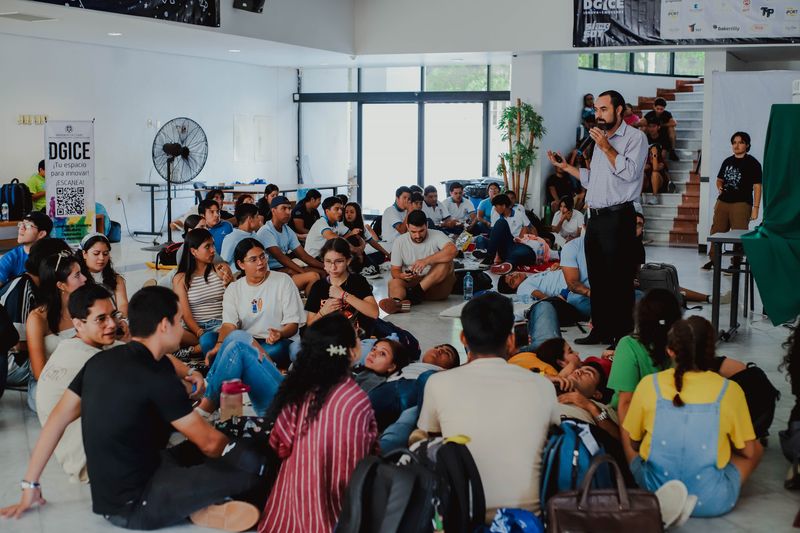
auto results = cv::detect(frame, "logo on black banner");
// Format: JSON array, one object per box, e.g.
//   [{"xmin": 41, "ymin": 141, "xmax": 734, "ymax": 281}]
[
  {"xmin": 582, "ymin": 0, "xmax": 624, "ymax": 15},
  {"xmin": 761, "ymin": 6, "xmax": 775, "ymax": 17},
  {"xmin": 583, "ymin": 22, "xmax": 611, "ymax": 39}
]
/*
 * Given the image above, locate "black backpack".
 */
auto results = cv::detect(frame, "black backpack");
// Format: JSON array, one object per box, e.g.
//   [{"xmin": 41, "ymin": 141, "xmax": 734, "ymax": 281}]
[
  {"xmin": 336, "ymin": 442, "xmax": 485, "ymax": 533},
  {"xmin": 452, "ymin": 270, "xmax": 493, "ymax": 295},
  {"xmin": 0, "ymin": 179, "xmax": 33, "ymax": 220},
  {"xmin": 728, "ymin": 363, "xmax": 780, "ymax": 440},
  {"xmin": 156, "ymin": 241, "xmax": 183, "ymax": 268}
]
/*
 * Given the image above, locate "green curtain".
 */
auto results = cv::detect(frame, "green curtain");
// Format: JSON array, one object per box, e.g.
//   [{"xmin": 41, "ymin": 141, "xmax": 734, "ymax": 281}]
[{"xmin": 741, "ymin": 104, "xmax": 800, "ymax": 325}]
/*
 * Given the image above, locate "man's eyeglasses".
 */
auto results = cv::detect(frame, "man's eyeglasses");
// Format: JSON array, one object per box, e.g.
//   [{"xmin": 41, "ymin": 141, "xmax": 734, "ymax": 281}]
[
  {"xmin": 81, "ymin": 314, "xmax": 117, "ymax": 326},
  {"xmin": 242, "ymin": 253, "xmax": 267, "ymax": 264},
  {"xmin": 17, "ymin": 221, "xmax": 38, "ymax": 231}
]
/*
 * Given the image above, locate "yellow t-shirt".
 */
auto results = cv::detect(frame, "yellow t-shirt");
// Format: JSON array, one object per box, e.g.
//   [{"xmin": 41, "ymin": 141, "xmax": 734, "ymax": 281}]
[
  {"xmin": 508, "ymin": 352, "xmax": 558, "ymax": 376},
  {"xmin": 623, "ymin": 369, "xmax": 755, "ymax": 469}
]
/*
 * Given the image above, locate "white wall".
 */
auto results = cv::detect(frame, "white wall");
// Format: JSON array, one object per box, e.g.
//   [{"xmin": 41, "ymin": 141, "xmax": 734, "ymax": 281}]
[
  {"xmin": 576, "ymin": 69, "xmax": 696, "ymax": 112},
  {"xmin": 0, "ymin": 33, "xmax": 296, "ymax": 234}
]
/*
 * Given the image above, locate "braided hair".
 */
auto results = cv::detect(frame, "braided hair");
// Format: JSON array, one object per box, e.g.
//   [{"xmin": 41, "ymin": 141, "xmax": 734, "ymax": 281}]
[{"xmin": 666, "ymin": 317, "xmax": 713, "ymax": 407}]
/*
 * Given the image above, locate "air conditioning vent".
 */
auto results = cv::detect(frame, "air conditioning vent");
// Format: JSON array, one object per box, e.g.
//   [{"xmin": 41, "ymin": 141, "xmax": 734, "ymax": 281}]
[{"xmin": 0, "ymin": 12, "xmax": 57, "ymax": 22}]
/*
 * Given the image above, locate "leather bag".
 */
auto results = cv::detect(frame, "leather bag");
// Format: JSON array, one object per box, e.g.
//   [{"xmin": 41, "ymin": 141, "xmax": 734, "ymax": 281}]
[{"xmin": 547, "ymin": 455, "xmax": 663, "ymax": 533}]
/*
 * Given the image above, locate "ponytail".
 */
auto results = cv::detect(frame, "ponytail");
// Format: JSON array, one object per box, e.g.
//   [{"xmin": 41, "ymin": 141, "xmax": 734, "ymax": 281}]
[{"xmin": 666, "ymin": 320, "xmax": 697, "ymax": 407}]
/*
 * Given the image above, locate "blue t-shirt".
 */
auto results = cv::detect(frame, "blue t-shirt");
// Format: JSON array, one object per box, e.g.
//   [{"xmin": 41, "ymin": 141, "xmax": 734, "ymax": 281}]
[
  {"xmin": 559, "ymin": 235, "xmax": 589, "ymax": 287},
  {"xmin": 220, "ymin": 228, "xmax": 254, "ymax": 265},
  {"xmin": 256, "ymin": 221, "xmax": 301, "ymax": 270},
  {"xmin": 0, "ymin": 245, "xmax": 28, "ymax": 286},
  {"xmin": 207, "ymin": 221, "xmax": 234, "ymax": 254},
  {"xmin": 517, "ymin": 270, "xmax": 567, "ymax": 298},
  {"xmin": 477, "ymin": 198, "xmax": 493, "ymax": 222}
]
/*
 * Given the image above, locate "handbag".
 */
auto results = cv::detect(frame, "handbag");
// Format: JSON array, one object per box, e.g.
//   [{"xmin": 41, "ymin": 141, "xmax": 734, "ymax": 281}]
[{"xmin": 547, "ymin": 455, "xmax": 663, "ymax": 533}]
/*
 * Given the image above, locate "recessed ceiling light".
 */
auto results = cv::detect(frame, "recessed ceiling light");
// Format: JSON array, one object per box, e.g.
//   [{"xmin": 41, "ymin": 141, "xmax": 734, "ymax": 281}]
[
  {"xmin": 107, "ymin": 32, "xmax": 122, "ymax": 36},
  {"xmin": 228, "ymin": 49, "xmax": 241, "ymax": 53}
]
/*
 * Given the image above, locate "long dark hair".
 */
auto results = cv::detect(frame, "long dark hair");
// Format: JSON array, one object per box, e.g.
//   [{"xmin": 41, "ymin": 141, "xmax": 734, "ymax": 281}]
[
  {"xmin": 39, "ymin": 251, "xmax": 81, "ymax": 333},
  {"xmin": 634, "ymin": 288, "xmax": 683, "ymax": 369},
  {"xmin": 78, "ymin": 234, "xmax": 118, "ymax": 290},
  {"xmin": 177, "ymin": 229, "xmax": 214, "ymax": 289},
  {"xmin": 233, "ymin": 238, "xmax": 265, "ymax": 272},
  {"xmin": 266, "ymin": 314, "xmax": 357, "ymax": 428},
  {"xmin": 343, "ymin": 202, "xmax": 365, "ymax": 232},
  {"xmin": 320, "ymin": 237, "xmax": 353, "ymax": 261},
  {"xmin": 667, "ymin": 317, "xmax": 713, "ymax": 407},
  {"xmin": 781, "ymin": 323, "xmax": 800, "ymax": 396}
]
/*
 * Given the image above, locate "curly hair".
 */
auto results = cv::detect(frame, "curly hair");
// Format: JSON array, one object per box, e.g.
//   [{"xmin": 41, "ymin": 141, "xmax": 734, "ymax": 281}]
[
  {"xmin": 781, "ymin": 323, "xmax": 800, "ymax": 397},
  {"xmin": 266, "ymin": 314, "xmax": 357, "ymax": 430},
  {"xmin": 634, "ymin": 288, "xmax": 683, "ymax": 369}
]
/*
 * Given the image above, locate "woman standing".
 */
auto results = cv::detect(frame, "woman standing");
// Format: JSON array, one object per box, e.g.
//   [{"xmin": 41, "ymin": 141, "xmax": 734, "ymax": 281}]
[
  {"xmin": 258, "ymin": 314, "xmax": 378, "ymax": 533},
  {"xmin": 78, "ymin": 233, "xmax": 128, "ymax": 316}
]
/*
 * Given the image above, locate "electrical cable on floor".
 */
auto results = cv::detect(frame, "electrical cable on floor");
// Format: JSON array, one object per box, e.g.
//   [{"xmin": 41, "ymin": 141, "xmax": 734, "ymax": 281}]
[{"xmin": 119, "ymin": 198, "xmax": 169, "ymax": 245}]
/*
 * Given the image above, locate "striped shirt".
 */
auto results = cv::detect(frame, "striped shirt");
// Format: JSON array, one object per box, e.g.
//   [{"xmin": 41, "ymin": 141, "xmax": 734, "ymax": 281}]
[
  {"xmin": 186, "ymin": 272, "xmax": 225, "ymax": 322},
  {"xmin": 259, "ymin": 377, "xmax": 378, "ymax": 533}
]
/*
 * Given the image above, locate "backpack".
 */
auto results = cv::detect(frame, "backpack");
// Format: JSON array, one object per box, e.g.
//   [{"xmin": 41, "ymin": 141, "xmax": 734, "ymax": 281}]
[
  {"xmin": 371, "ymin": 318, "xmax": 421, "ymax": 360},
  {"xmin": 371, "ymin": 215, "xmax": 383, "ymax": 239},
  {"xmin": 638, "ymin": 262, "xmax": 700, "ymax": 310},
  {"xmin": 0, "ymin": 179, "xmax": 33, "ymax": 220},
  {"xmin": 451, "ymin": 270, "xmax": 493, "ymax": 295},
  {"xmin": 155, "ymin": 241, "xmax": 183, "ymax": 268},
  {"xmin": 107, "ymin": 221, "xmax": 122, "ymax": 243},
  {"xmin": 540, "ymin": 418, "xmax": 613, "ymax": 514},
  {"xmin": 728, "ymin": 363, "xmax": 780, "ymax": 440}
]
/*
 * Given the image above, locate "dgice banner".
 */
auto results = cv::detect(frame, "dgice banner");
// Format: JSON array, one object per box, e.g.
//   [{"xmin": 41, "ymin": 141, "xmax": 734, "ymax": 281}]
[
  {"xmin": 574, "ymin": 0, "xmax": 800, "ymax": 47},
  {"xmin": 44, "ymin": 121, "xmax": 96, "ymax": 245}
]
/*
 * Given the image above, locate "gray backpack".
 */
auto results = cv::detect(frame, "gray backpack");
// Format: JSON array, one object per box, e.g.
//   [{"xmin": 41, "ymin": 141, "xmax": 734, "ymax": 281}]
[{"xmin": 638, "ymin": 263, "xmax": 686, "ymax": 307}]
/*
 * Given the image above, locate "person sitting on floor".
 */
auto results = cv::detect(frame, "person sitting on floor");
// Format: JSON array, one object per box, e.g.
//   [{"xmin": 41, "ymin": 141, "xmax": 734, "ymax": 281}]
[
  {"xmin": 380, "ymin": 210, "xmax": 457, "ymax": 314},
  {"xmin": 0, "ymin": 212, "xmax": 53, "ymax": 288},
  {"xmin": 409, "ymin": 191, "xmax": 425, "ymax": 212},
  {"xmin": 198, "ymin": 199, "xmax": 233, "ymax": 254},
  {"xmin": 305, "ymin": 196, "xmax": 359, "ymax": 259},
  {"xmin": 470, "ymin": 182, "xmax": 501, "ymax": 235},
  {"xmin": 381, "ymin": 186, "xmax": 412, "ymax": 246},
  {"xmin": 343, "ymin": 201, "xmax": 390, "ymax": 278},
  {"xmin": 421, "ymin": 185, "xmax": 454, "ymax": 230},
  {"xmin": 624, "ymin": 316, "xmax": 763, "ymax": 518},
  {"xmin": 551, "ymin": 195, "xmax": 585, "ymax": 249},
  {"xmin": 441, "ymin": 181, "xmax": 476, "ymax": 233},
  {"xmin": 255, "ymin": 183, "xmax": 279, "ymax": 224},
  {"xmin": 0, "ymin": 286, "xmax": 266, "ymax": 532},
  {"xmin": 417, "ymin": 292, "xmax": 560, "ymax": 520},
  {"xmin": 290, "ymin": 188, "xmax": 322, "ymax": 240},
  {"xmin": 35, "ymin": 284, "xmax": 127, "ymax": 483},
  {"xmin": 258, "ymin": 313, "xmax": 378, "ymax": 533},
  {"xmin": 78, "ymin": 232, "xmax": 129, "ymax": 317},
  {"xmin": 353, "ymin": 337, "xmax": 411, "ymax": 394},
  {"xmin": 220, "ymin": 203, "xmax": 263, "ymax": 264},
  {"xmin": 476, "ymin": 194, "xmax": 535, "ymax": 271},
  {"xmin": 207, "ymin": 238, "xmax": 304, "ymax": 370},
  {"xmin": 256, "ymin": 195, "xmax": 323, "ymax": 295}
]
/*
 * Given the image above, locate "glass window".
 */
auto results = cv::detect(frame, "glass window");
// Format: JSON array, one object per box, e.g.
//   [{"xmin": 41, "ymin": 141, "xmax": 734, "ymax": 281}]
[
  {"xmin": 633, "ymin": 52, "xmax": 671, "ymax": 74},
  {"xmin": 674, "ymin": 51, "xmax": 705, "ymax": 76},
  {"xmin": 425, "ymin": 65, "xmax": 488, "ymax": 91},
  {"xmin": 489, "ymin": 65, "xmax": 511, "ymax": 91},
  {"xmin": 301, "ymin": 68, "xmax": 355, "ymax": 93},
  {"xmin": 424, "ymin": 103, "xmax": 483, "ymax": 198},
  {"xmin": 597, "ymin": 53, "xmax": 630, "ymax": 72},
  {"xmin": 360, "ymin": 67, "xmax": 421, "ymax": 92},
  {"xmin": 300, "ymin": 103, "xmax": 353, "ymax": 192},
  {"xmin": 361, "ymin": 104, "xmax": 418, "ymax": 214},
  {"xmin": 488, "ymin": 100, "xmax": 511, "ymax": 187},
  {"xmin": 578, "ymin": 54, "xmax": 594, "ymax": 69}
]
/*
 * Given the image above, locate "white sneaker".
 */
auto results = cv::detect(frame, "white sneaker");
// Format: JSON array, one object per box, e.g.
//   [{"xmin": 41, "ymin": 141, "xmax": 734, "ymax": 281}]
[
  {"xmin": 360, "ymin": 265, "xmax": 381, "ymax": 279},
  {"xmin": 673, "ymin": 494, "xmax": 697, "ymax": 528},
  {"xmin": 712, "ymin": 290, "xmax": 732, "ymax": 305},
  {"xmin": 655, "ymin": 479, "xmax": 689, "ymax": 529}
]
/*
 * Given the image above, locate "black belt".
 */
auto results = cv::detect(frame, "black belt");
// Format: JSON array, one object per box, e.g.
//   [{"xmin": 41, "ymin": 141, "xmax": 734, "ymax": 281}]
[{"xmin": 588, "ymin": 201, "xmax": 634, "ymax": 218}]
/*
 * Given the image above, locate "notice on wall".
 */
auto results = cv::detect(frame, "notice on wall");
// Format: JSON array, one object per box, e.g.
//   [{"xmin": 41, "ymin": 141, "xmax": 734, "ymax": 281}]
[
  {"xmin": 574, "ymin": 0, "xmax": 800, "ymax": 47},
  {"xmin": 44, "ymin": 120, "xmax": 95, "ymax": 245}
]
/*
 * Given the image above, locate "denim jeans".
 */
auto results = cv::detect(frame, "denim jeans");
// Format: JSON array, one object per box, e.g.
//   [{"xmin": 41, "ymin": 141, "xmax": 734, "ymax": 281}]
[
  {"xmin": 205, "ymin": 330, "xmax": 284, "ymax": 416},
  {"xmin": 523, "ymin": 293, "xmax": 591, "ymax": 350},
  {"xmin": 196, "ymin": 319, "xmax": 223, "ymax": 355},
  {"xmin": 254, "ymin": 337, "xmax": 296, "ymax": 369},
  {"xmin": 486, "ymin": 217, "xmax": 536, "ymax": 267},
  {"xmin": 6, "ymin": 358, "xmax": 35, "ymax": 412},
  {"xmin": 379, "ymin": 406, "xmax": 420, "ymax": 453},
  {"xmin": 368, "ymin": 370, "xmax": 436, "ymax": 432}
]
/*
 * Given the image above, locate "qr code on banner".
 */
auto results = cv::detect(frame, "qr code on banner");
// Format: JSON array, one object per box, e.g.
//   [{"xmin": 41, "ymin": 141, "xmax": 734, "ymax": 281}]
[{"xmin": 56, "ymin": 187, "xmax": 85, "ymax": 217}]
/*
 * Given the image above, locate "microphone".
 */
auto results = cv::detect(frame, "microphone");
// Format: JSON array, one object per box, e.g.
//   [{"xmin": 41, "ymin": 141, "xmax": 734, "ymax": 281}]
[{"xmin": 576, "ymin": 135, "xmax": 595, "ymax": 156}]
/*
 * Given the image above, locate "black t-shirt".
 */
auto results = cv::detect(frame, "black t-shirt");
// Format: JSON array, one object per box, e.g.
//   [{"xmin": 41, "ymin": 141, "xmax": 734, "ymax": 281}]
[
  {"xmin": 716, "ymin": 154, "xmax": 762, "ymax": 205},
  {"xmin": 290, "ymin": 202, "xmax": 320, "ymax": 233},
  {"xmin": 68, "ymin": 341, "xmax": 193, "ymax": 516},
  {"xmin": 645, "ymin": 127, "xmax": 670, "ymax": 149},
  {"xmin": 256, "ymin": 197, "xmax": 272, "ymax": 221},
  {"xmin": 644, "ymin": 109, "xmax": 673, "ymax": 126},
  {"xmin": 305, "ymin": 273, "xmax": 375, "ymax": 337},
  {"xmin": 546, "ymin": 173, "xmax": 583, "ymax": 200}
]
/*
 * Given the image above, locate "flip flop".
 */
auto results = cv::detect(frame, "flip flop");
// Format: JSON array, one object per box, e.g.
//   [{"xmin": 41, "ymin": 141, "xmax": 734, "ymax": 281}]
[{"xmin": 379, "ymin": 298, "xmax": 411, "ymax": 314}]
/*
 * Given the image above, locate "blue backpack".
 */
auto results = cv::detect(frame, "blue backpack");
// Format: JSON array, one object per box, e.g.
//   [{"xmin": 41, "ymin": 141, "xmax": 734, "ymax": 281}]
[{"xmin": 540, "ymin": 418, "xmax": 613, "ymax": 513}]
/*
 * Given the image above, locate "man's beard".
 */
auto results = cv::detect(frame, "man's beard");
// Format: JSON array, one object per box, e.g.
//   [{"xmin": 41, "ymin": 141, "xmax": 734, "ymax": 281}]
[{"xmin": 596, "ymin": 116, "xmax": 619, "ymax": 131}]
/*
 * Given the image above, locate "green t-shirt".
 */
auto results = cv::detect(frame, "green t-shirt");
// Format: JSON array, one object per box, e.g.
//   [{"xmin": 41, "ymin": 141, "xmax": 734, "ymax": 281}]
[
  {"xmin": 26, "ymin": 173, "xmax": 46, "ymax": 211},
  {"xmin": 607, "ymin": 335, "xmax": 672, "ymax": 409}
]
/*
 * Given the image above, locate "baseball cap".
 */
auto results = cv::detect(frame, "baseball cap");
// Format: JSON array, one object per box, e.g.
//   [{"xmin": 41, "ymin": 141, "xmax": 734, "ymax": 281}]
[
  {"xmin": 24, "ymin": 212, "xmax": 53, "ymax": 236},
  {"xmin": 270, "ymin": 195, "xmax": 291, "ymax": 209}
]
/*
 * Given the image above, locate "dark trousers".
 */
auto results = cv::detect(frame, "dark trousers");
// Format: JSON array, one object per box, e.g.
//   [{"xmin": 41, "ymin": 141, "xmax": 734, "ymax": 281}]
[
  {"xmin": 105, "ymin": 441, "xmax": 270, "ymax": 530},
  {"xmin": 486, "ymin": 218, "xmax": 536, "ymax": 267},
  {"xmin": 585, "ymin": 203, "xmax": 637, "ymax": 341}
]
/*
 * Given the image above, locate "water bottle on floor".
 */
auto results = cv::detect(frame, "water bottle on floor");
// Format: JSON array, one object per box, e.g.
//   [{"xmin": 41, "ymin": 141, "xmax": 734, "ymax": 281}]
[
  {"xmin": 535, "ymin": 243, "xmax": 544, "ymax": 265},
  {"xmin": 463, "ymin": 271, "xmax": 474, "ymax": 301},
  {"xmin": 1, "ymin": 203, "xmax": 7, "ymax": 222}
]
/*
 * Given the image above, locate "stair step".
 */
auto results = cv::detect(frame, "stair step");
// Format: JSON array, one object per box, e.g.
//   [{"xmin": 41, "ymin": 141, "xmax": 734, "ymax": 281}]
[
  {"xmin": 666, "ymin": 101, "xmax": 704, "ymax": 111},
  {"xmin": 642, "ymin": 204, "xmax": 678, "ymax": 218},
  {"xmin": 644, "ymin": 216, "xmax": 675, "ymax": 231},
  {"xmin": 644, "ymin": 229, "xmax": 671, "ymax": 244},
  {"xmin": 669, "ymin": 230, "xmax": 699, "ymax": 247},
  {"xmin": 671, "ymin": 111, "xmax": 703, "ymax": 120},
  {"xmin": 676, "ymin": 139, "xmax": 702, "ymax": 150},
  {"xmin": 674, "ymin": 91, "xmax": 704, "ymax": 100},
  {"xmin": 678, "ymin": 205, "xmax": 700, "ymax": 218}
]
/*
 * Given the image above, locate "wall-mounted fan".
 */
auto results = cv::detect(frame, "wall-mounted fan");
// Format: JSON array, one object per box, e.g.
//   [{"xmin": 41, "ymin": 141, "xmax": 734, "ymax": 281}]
[{"xmin": 149, "ymin": 117, "xmax": 208, "ymax": 248}]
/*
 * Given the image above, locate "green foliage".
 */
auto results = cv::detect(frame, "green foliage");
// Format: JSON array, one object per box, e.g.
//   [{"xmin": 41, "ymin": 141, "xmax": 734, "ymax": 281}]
[
  {"xmin": 425, "ymin": 65, "xmax": 488, "ymax": 91},
  {"xmin": 496, "ymin": 102, "xmax": 546, "ymax": 178}
]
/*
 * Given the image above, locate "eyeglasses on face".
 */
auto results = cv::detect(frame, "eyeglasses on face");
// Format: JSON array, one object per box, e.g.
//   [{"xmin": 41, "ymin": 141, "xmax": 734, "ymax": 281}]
[
  {"xmin": 18, "ymin": 221, "xmax": 38, "ymax": 231},
  {"xmin": 81, "ymin": 314, "xmax": 117, "ymax": 326},
  {"xmin": 324, "ymin": 259, "xmax": 347, "ymax": 267},
  {"xmin": 242, "ymin": 252, "xmax": 267, "ymax": 264}
]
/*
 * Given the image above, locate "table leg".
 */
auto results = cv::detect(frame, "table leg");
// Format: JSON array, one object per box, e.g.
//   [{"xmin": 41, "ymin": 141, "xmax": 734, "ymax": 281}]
[
  {"xmin": 150, "ymin": 186, "xmax": 156, "ymax": 233},
  {"xmin": 729, "ymin": 258, "xmax": 741, "ymax": 333},
  {"xmin": 711, "ymin": 242, "xmax": 722, "ymax": 336}
]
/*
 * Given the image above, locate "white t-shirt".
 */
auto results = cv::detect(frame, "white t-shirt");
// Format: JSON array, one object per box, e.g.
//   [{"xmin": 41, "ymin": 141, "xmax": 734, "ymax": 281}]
[
  {"xmin": 37, "ymin": 338, "xmax": 123, "ymax": 483},
  {"xmin": 381, "ymin": 203, "xmax": 407, "ymax": 246},
  {"xmin": 304, "ymin": 216, "xmax": 346, "ymax": 258},
  {"xmin": 421, "ymin": 202, "xmax": 450, "ymax": 226},
  {"xmin": 490, "ymin": 206, "xmax": 529, "ymax": 237},
  {"xmin": 418, "ymin": 358, "xmax": 560, "ymax": 519},
  {"xmin": 552, "ymin": 210, "xmax": 585, "ymax": 242},
  {"xmin": 442, "ymin": 197, "xmax": 475, "ymax": 223},
  {"xmin": 391, "ymin": 229, "xmax": 453, "ymax": 276},
  {"xmin": 222, "ymin": 271, "xmax": 305, "ymax": 341}
]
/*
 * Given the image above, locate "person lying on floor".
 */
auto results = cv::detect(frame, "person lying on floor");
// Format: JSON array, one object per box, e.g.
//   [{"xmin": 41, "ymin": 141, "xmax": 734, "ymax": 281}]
[
  {"xmin": 624, "ymin": 316, "xmax": 763, "ymax": 518},
  {"xmin": 550, "ymin": 356, "xmax": 620, "ymax": 440},
  {"xmin": 352, "ymin": 337, "xmax": 411, "ymax": 394},
  {"xmin": 1, "ymin": 286, "xmax": 267, "ymax": 532},
  {"xmin": 509, "ymin": 336, "xmax": 582, "ymax": 377}
]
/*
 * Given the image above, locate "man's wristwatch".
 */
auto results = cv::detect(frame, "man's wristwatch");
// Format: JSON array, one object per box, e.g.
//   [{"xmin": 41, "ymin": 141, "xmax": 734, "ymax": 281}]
[
  {"xmin": 594, "ymin": 408, "xmax": 610, "ymax": 424},
  {"xmin": 20, "ymin": 480, "xmax": 41, "ymax": 490}
]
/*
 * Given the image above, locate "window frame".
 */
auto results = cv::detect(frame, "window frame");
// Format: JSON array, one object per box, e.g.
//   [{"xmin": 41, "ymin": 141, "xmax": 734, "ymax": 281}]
[{"xmin": 579, "ymin": 51, "xmax": 704, "ymax": 77}]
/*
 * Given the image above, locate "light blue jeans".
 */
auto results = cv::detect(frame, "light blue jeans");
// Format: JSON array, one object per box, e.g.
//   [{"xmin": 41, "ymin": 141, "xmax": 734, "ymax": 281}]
[
  {"xmin": 204, "ymin": 330, "xmax": 285, "ymax": 416},
  {"xmin": 6, "ymin": 357, "xmax": 36, "ymax": 413},
  {"xmin": 196, "ymin": 319, "xmax": 223, "ymax": 355},
  {"xmin": 523, "ymin": 293, "xmax": 591, "ymax": 350}
]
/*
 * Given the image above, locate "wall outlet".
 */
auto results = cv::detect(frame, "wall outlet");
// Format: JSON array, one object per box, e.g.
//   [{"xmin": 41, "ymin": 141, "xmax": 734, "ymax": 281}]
[{"xmin": 115, "ymin": 195, "xmax": 122, "ymax": 203}]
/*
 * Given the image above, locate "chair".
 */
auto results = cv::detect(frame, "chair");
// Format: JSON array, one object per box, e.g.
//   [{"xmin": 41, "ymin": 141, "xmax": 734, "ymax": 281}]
[{"xmin": 193, "ymin": 181, "xmax": 207, "ymax": 204}]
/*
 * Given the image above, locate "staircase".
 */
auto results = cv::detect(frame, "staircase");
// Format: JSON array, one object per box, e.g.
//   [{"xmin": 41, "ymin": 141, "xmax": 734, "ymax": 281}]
[{"xmin": 637, "ymin": 79, "xmax": 703, "ymax": 247}]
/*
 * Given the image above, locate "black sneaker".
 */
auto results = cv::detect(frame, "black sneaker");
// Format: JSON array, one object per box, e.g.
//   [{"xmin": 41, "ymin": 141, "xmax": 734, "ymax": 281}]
[
  {"xmin": 700, "ymin": 261, "xmax": 713, "ymax": 271},
  {"xmin": 575, "ymin": 333, "xmax": 613, "ymax": 345},
  {"xmin": 472, "ymin": 249, "xmax": 488, "ymax": 259}
]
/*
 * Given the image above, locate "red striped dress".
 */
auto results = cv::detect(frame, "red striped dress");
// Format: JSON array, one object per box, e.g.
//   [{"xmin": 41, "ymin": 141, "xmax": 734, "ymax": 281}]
[{"xmin": 258, "ymin": 377, "xmax": 378, "ymax": 533}]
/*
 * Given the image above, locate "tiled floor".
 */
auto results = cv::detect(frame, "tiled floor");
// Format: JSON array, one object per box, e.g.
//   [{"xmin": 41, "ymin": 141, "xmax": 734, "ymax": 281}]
[{"xmin": 1, "ymin": 237, "xmax": 797, "ymax": 532}]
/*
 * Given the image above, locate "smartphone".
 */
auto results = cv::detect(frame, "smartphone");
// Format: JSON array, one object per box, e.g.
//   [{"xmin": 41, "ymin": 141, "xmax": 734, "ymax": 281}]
[
  {"xmin": 513, "ymin": 321, "xmax": 529, "ymax": 349},
  {"xmin": 553, "ymin": 153, "xmax": 563, "ymax": 163}
]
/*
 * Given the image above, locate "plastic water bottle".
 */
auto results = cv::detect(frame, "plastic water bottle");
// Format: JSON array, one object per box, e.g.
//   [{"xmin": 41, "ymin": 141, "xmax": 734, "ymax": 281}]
[
  {"xmin": 463, "ymin": 271, "xmax": 474, "ymax": 301},
  {"xmin": 220, "ymin": 379, "xmax": 250, "ymax": 422},
  {"xmin": 0, "ymin": 203, "xmax": 7, "ymax": 222},
  {"xmin": 535, "ymin": 244, "xmax": 544, "ymax": 265}
]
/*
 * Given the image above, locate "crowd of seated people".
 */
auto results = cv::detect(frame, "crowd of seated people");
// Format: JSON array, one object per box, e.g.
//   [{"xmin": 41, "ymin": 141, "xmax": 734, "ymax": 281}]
[{"xmin": 0, "ymin": 176, "xmax": 787, "ymax": 533}]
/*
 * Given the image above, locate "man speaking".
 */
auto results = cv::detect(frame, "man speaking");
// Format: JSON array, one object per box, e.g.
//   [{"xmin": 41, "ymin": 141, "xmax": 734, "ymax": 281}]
[{"xmin": 547, "ymin": 90, "xmax": 647, "ymax": 345}]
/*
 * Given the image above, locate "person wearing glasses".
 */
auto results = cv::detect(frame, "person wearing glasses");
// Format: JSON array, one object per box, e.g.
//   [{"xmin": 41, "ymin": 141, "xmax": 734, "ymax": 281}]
[
  {"xmin": 205, "ymin": 238, "xmax": 304, "ymax": 371},
  {"xmin": 0, "ymin": 212, "xmax": 53, "ymax": 288}
]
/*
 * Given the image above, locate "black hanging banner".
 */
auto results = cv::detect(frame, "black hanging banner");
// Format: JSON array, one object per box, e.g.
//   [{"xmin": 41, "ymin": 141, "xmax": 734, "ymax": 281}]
[
  {"xmin": 574, "ymin": 0, "xmax": 800, "ymax": 47},
  {"xmin": 31, "ymin": 0, "xmax": 220, "ymax": 28}
]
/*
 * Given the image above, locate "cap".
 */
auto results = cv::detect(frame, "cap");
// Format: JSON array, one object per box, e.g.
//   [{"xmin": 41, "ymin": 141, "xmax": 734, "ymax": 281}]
[
  {"xmin": 270, "ymin": 195, "xmax": 291, "ymax": 209},
  {"xmin": 24, "ymin": 212, "xmax": 53, "ymax": 236},
  {"xmin": 583, "ymin": 356, "xmax": 612, "ymax": 384}
]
